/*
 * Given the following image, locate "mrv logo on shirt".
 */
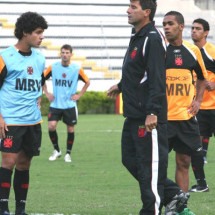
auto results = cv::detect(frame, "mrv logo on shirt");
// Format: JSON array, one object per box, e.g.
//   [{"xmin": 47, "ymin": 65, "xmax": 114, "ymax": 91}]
[{"xmin": 15, "ymin": 78, "xmax": 41, "ymax": 91}]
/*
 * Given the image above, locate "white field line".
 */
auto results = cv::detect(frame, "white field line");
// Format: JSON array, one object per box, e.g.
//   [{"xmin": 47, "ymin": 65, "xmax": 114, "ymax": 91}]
[{"xmin": 43, "ymin": 130, "xmax": 122, "ymax": 133}]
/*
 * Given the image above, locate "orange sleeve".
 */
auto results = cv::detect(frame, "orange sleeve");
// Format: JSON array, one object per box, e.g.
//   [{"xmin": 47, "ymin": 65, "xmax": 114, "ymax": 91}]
[
  {"xmin": 43, "ymin": 65, "xmax": 52, "ymax": 79},
  {"xmin": 0, "ymin": 56, "xmax": 6, "ymax": 74},
  {"xmin": 79, "ymin": 68, "xmax": 89, "ymax": 83}
]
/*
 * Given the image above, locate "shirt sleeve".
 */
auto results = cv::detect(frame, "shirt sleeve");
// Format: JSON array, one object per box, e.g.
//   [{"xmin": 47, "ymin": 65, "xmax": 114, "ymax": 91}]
[
  {"xmin": 42, "ymin": 65, "xmax": 52, "ymax": 86},
  {"xmin": 0, "ymin": 56, "xmax": 7, "ymax": 89},
  {"xmin": 144, "ymin": 34, "xmax": 167, "ymax": 115},
  {"xmin": 78, "ymin": 68, "xmax": 89, "ymax": 83},
  {"xmin": 194, "ymin": 47, "xmax": 207, "ymax": 80}
]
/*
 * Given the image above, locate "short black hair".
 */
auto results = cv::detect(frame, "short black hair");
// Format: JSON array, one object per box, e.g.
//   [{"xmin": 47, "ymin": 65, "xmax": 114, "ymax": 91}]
[
  {"xmin": 61, "ymin": 44, "xmax": 73, "ymax": 53},
  {"xmin": 131, "ymin": 0, "xmax": 157, "ymax": 21},
  {"xmin": 14, "ymin": 11, "xmax": 48, "ymax": 40},
  {"xmin": 164, "ymin": 11, "xmax": 184, "ymax": 25},
  {"xmin": 193, "ymin": 18, "xmax": 210, "ymax": 31}
]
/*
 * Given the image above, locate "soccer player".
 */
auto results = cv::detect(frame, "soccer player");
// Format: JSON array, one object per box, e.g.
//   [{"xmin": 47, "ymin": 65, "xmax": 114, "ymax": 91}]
[
  {"xmin": 189, "ymin": 18, "xmax": 214, "ymax": 192},
  {"xmin": 43, "ymin": 44, "xmax": 90, "ymax": 163},
  {"xmin": 163, "ymin": 11, "xmax": 207, "ymax": 194},
  {"xmin": 0, "ymin": 12, "xmax": 48, "ymax": 215}
]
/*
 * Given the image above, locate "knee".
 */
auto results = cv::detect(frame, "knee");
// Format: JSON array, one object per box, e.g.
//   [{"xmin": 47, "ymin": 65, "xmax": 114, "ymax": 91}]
[
  {"xmin": 176, "ymin": 154, "xmax": 190, "ymax": 170},
  {"xmin": 48, "ymin": 124, "xmax": 56, "ymax": 131},
  {"xmin": 1, "ymin": 156, "xmax": 16, "ymax": 171}
]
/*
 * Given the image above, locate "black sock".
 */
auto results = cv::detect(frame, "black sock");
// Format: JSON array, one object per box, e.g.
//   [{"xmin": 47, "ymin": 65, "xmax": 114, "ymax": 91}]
[
  {"xmin": 49, "ymin": 130, "xmax": 60, "ymax": 152},
  {"xmin": 13, "ymin": 169, "xmax": 29, "ymax": 214},
  {"xmin": 202, "ymin": 137, "xmax": 209, "ymax": 157},
  {"xmin": 66, "ymin": 132, "xmax": 74, "ymax": 154},
  {"xmin": 191, "ymin": 153, "xmax": 207, "ymax": 187},
  {"xmin": 0, "ymin": 167, "xmax": 12, "ymax": 212}
]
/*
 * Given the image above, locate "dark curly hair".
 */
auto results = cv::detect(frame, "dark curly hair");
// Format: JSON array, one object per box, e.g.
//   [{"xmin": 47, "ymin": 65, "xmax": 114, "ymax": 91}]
[{"xmin": 14, "ymin": 11, "xmax": 48, "ymax": 40}]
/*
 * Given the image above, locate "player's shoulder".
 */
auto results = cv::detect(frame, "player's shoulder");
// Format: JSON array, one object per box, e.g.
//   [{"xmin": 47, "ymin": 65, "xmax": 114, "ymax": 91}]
[
  {"xmin": 183, "ymin": 40, "xmax": 201, "ymax": 58},
  {"xmin": 0, "ymin": 46, "xmax": 16, "ymax": 57},
  {"xmin": 183, "ymin": 40, "xmax": 198, "ymax": 51},
  {"xmin": 69, "ymin": 62, "xmax": 81, "ymax": 69},
  {"xmin": 204, "ymin": 42, "xmax": 215, "ymax": 55}
]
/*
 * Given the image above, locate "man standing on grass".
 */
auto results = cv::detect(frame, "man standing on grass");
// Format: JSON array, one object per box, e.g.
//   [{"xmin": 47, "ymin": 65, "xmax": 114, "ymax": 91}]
[
  {"xmin": 43, "ymin": 44, "xmax": 90, "ymax": 163},
  {"xmin": 107, "ymin": 1, "xmax": 191, "ymax": 214},
  {"xmin": 163, "ymin": 11, "xmax": 207, "ymax": 195},
  {"xmin": 0, "ymin": 12, "xmax": 48, "ymax": 215},
  {"xmin": 189, "ymin": 18, "xmax": 214, "ymax": 192}
]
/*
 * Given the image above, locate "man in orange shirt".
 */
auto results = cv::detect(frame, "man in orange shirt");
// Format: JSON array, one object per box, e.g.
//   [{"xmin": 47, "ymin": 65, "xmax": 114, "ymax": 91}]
[
  {"xmin": 163, "ymin": 11, "xmax": 207, "ymax": 195},
  {"xmin": 189, "ymin": 18, "xmax": 215, "ymax": 192}
]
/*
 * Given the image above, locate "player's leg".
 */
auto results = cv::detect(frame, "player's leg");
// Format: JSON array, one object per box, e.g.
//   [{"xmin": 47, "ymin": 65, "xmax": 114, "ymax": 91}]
[
  {"xmin": 121, "ymin": 118, "xmax": 138, "ymax": 180},
  {"xmin": 189, "ymin": 116, "xmax": 209, "ymax": 192},
  {"xmin": 0, "ymin": 126, "xmax": 26, "ymax": 214},
  {"xmin": 164, "ymin": 178, "xmax": 193, "ymax": 215},
  {"xmin": 175, "ymin": 153, "xmax": 190, "ymax": 192},
  {"xmin": 190, "ymin": 148, "xmax": 208, "ymax": 192},
  {"xmin": 201, "ymin": 136, "xmax": 210, "ymax": 163},
  {"xmin": 14, "ymin": 151, "xmax": 32, "ymax": 215},
  {"xmin": 63, "ymin": 107, "xmax": 77, "ymax": 163},
  {"xmin": 14, "ymin": 124, "xmax": 41, "ymax": 215},
  {"xmin": 0, "ymin": 152, "xmax": 17, "ymax": 214},
  {"xmin": 138, "ymin": 123, "xmax": 168, "ymax": 214},
  {"xmin": 48, "ymin": 107, "xmax": 62, "ymax": 161}
]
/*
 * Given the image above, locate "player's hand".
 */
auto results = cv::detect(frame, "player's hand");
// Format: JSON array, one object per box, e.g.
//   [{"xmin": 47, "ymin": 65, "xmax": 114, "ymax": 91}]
[
  {"xmin": 46, "ymin": 93, "xmax": 54, "ymax": 102},
  {"xmin": 145, "ymin": 114, "xmax": 157, "ymax": 132},
  {"xmin": 0, "ymin": 115, "xmax": 8, "ymax": 139},
  {"xmin": 71, "ymin": 94, "xmax": 80, "ymax": 101},
  {"xmin": 187, "ymin": 100, "xmax": 200, "ymax": 116},
  {"xmin": 107, "ymin": 85, "xmax": 120, "ymax": 98}
]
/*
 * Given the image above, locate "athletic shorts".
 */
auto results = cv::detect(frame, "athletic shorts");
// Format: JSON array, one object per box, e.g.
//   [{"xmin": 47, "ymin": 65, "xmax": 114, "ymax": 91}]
[
  {"xmin": 48, "ymin": 107, "xmax": 77, "ymax": 126},
  {"xmin": 197, "ymin": 109, "xmax": 215, "ymax": 137},
  {"xmin": 167, "ymin": 117, "xmax": 202, "ymax": 156},
  {"xmin": 0, "ymin": 124, "xmax": 42, "ymax": 157}
]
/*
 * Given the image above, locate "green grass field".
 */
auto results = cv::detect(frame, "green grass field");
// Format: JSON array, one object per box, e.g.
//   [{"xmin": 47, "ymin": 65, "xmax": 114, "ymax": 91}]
[{"xmin": 8, "ymin": 114, "xmax": 215, "ymax": 214}]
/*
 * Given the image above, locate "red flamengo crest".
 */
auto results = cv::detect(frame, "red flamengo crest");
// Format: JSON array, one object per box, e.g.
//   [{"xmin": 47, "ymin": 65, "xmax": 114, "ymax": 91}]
[
  {"xmin": 175, "ymin": 55, "xmax": 183, "ymax": 66},
  {"xmin": 138, "ymin": 125, "xmax": 147, "ymax": 137},
  {"xmin": 27, "ymin": 66, "xmax": 34, "ymax": 75},
  {"xmin": 131, "ymin": 47, "xmax": 137, "ymax": 59},
  {"xmin": 3, "ymin": 138, "xmax": 13, "ymax": 148}
]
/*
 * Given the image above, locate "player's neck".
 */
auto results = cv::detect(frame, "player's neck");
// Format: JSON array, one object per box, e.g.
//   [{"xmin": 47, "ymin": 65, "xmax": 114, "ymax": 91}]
[
  {"xmin": 194, "ymin": 40, "xmax": 206, "ymax": 49},
  {"xmin": 15, "ymin": 41, "xmax": 31, "ymax": 53}
]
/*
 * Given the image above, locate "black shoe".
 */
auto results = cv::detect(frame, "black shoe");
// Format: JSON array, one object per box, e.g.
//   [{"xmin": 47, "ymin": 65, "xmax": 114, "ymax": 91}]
[
  {"xmin": 165, "ymin": 191, "xmax": 190, "ymax": 215},
  {"xmin": 189, "ymin": 184, "xmax": 209, "ymax": 192},
  {"xmin": 0, "ymin": 211, "xmax": 10, "ymax": 215}
]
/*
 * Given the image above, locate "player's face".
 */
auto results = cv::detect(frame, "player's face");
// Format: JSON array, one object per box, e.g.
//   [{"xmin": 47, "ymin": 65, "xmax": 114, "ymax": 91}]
[
  {"xmin": 191, "ymin": 22, "xmax": 208, "ymax": 43},
  {"xmin": 163, "ymin": 15, "xmax": 183, "ymax": 44},
  {"xmin": 26, "ymin": 28, "xmax": 45, "ymax": 48},
  {"xmin": 61, "ymin": 48, "xmax": 72, "ymax": 63}
]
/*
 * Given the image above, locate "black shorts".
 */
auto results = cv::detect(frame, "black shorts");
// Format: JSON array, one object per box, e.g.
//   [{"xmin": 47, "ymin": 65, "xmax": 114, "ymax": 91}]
[
  {"xmin": 0, "ymin": 124, "xmax": 42, "ymax": 157},
  {"xmin": 48, "ymin": 107, "xmax": 77, "ymax": 126},
  {"xmin": 167, "ymin": 117, "xmax": 201, "ymax": 155},
  {"xmin": 197, "ymin": 109, "xmax": 215, "ymax": 137}
]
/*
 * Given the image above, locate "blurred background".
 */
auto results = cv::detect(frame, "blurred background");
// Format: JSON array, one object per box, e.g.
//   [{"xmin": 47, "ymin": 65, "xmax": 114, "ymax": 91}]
[{"xmin": 0, "ymin": 0, "xmax": 214, "ymax": 92}]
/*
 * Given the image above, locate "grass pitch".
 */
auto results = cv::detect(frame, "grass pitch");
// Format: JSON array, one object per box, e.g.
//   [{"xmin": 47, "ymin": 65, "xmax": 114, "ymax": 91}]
[{"xmin": 7, "ymin": 114, "xmax": 215, "ymax": 214}]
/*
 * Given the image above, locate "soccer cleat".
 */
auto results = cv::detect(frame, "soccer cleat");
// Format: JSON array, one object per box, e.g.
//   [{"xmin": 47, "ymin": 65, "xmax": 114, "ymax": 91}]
[
  {"xmin": 0, "ymin": 210, "xmax": 10, "ymax": 215},
  {"xmin": 48, "ymin": 150, "xmax": 62, "ymax": 161},
  {"xmin": 165, "ymin": 191, "xmax": 190, "ymax": 215},
  {"xmin": 176, "ymin": 208, "xmax": 195, "ymax": 215},
  {"xmin": 64, "ymin": 154, "xmax": 72, "ymax": 162},
  {"xmin": 189, "ymin": 184, "xmax": 209, "ymax": 192}
]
